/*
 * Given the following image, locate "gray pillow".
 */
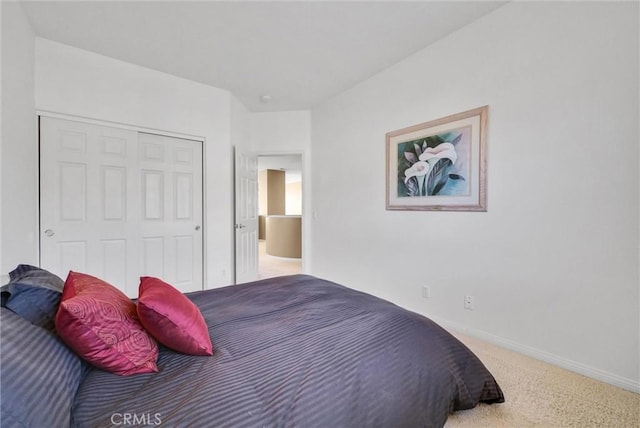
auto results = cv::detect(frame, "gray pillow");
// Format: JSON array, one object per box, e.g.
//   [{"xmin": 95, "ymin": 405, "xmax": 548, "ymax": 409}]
[
  {"xmin": 1, "ymin": 265, "xmax": 65, "ymax": 330},
  {"xmin": 0, "ymin": 307, "xmax": 84, "ymax": 428}
]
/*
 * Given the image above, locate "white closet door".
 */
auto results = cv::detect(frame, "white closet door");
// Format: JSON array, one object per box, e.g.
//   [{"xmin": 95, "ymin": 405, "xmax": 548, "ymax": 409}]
[
  {"xmin": 40, "ymin": 117, "xmax": 140, "ymax": 295},
  {"xmin": 40, "ymin": 117, "xmax": 203, "ymax": 296},
  {"xmin": 138, "ymin": 132, "xmax": 203, "ymax": 293}
]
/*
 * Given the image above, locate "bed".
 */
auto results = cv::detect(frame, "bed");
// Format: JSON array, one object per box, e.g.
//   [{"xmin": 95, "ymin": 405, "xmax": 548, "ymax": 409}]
[{"xmin": 1, "ymin": 265, "xmax": 503, "ymax": 428}]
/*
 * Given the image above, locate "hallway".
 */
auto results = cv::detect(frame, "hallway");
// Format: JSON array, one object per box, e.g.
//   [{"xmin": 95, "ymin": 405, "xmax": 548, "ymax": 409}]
[{"xmin": 258, "ymin": 240, "xmax": 302, "ymax": 279}]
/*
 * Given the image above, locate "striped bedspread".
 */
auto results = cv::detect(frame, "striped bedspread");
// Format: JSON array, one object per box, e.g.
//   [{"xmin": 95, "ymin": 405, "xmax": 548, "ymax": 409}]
[{"xmin": 72, "ymin": 275, "xmax": 503, "ymax": 427}]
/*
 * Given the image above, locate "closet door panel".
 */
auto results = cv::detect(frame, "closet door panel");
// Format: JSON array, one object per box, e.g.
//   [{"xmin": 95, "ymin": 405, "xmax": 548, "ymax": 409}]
[
  {"xmin": 40, "ymin": 117, "xmax": 203, "ymax": 296},
  {"xmin": 40, "ymin": 117, "xmax": 139, "ymax": 295},
  {"xmin": 137, "ymin": 132, "xmax": 203, "ymax": 293}
]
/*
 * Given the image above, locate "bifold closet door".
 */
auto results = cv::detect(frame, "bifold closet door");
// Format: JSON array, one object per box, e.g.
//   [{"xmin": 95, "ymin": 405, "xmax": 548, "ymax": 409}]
[{"xmin": 39, "ymin": 117, "xmax": 203, "ymax": 296}]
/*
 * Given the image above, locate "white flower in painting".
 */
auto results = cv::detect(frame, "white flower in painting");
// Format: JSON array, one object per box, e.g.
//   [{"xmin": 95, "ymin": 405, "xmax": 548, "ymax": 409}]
[
  {"xmin": 404, "ymin": 161, "xmax": 430, "ymax": 183},
  {"xmin": 419, "ymin": 142, "xmax": 457, "ymax": 165}
]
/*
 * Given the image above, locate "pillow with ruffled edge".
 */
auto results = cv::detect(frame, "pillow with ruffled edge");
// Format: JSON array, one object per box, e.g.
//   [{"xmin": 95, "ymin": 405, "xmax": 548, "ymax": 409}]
[
  {"xmin": 1, "ymin": 264, "xmax": 64, "ymax": 330},
  {"xmin": 56, "ymin": 271, "xmax": 159, "ymax": 376},
  {"xmin": 137, "ymin": 276, "xmax": 213, "ymax": 356},
  {"xmin": 1, "ymin": 307, "xmax": 85, "ymax": 428}
]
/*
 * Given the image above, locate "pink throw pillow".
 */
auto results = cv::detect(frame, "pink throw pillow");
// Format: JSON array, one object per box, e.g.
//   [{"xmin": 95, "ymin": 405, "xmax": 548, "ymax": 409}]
[
  {"xmin": 55, "ymin": 271, "xmax": 159, "ymax": 376},
  {"xmin": 137, "ymin": 277, "xmax": 213, "ymax": 356}
]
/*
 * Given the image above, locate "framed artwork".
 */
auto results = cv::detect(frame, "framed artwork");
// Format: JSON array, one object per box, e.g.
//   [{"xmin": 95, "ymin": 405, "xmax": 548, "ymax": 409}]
[{"xmin": 386, "ymin": 106, "xmax": 488, "ymax": 211}]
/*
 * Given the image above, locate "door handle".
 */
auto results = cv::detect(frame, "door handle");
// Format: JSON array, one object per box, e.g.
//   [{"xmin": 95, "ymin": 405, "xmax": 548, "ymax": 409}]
[
  {"xmin": 195, "ymin": 225, "xmax": 201, "ymax": 231},
  {"xmin": 44, "ymin": 229, "xmax": 55, "ymax": 237},
  {"xmin": 234, "ymin": 224, "xmax": 246, "ymax": 229}
]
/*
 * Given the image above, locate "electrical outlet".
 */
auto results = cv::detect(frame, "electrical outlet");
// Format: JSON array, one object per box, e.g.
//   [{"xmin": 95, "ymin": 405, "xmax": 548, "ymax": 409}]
[
  {"xmin": 464, "ymin": 295, "xmax": 474, "ymax": 310},
  {"xmin": 421, "ymin": 286, "xmax": 430, "ymax": 299}
]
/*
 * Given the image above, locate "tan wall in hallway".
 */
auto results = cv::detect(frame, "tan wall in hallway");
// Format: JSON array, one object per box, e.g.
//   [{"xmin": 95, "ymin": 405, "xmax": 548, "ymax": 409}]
[
  {"xmin": 259, "ymin": 169, "xmax": 286, "ymax": 239},
  {"xmin": 266, "ymin": 216, "xmax": 302, "ymax": 258},
  {"xmin": 259, "ymin": 169, "xmax": 285, "ymax": 215}
]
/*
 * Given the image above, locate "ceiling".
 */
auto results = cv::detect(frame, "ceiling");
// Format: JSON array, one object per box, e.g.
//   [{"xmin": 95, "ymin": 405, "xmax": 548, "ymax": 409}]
[{"xmin": 21, "ymin": 1, "xmax": 506, "ymax": 112}]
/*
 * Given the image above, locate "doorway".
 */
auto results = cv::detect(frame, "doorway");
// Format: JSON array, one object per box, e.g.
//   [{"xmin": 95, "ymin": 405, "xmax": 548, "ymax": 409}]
[{"xmin": 257, "ymin": 154, "xmax": 303, "ymax": 279}]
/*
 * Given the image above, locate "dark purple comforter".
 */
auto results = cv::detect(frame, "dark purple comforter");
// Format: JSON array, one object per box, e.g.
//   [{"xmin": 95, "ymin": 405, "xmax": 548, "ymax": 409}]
[{"xmin": 72, "ymin": 275, "xmax": 503, "ymax": 427}]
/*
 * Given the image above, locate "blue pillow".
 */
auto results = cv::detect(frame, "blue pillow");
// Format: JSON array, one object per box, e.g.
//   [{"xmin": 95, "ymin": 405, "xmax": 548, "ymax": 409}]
[
  {"xmin": 1, "ymin": 265, "xmax": 64, "ymax": 330},
  {"xmin": 0, "ymin": 307, "xmax": 85, "ymax": 428}
]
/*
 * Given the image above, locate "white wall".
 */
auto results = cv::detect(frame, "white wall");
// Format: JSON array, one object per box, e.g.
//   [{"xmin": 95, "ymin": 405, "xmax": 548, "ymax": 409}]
[
  {"xmin": 230, "ymin": 95, "xmax": 251, "ymax": 282},
  {"xmin": 1, "ymin": 2, "xmax": 37, "ymax": 275},
  {"xmin": 249, "ymin": 111, "xmax": 311, "ymax": 153},
  {"xmin": 35, "ymin": 38, "xmax": 235, "ymax": 288},
  {"xmin": 1, "ymin": 0, "xmax": 2, "ymax": 278},
  {"xmin": 311, "ymin": 1, "xmax": 639, "ymax": 391},
  {"xmin": 231, "ymin": 95, "xmax": 251, "ymax": 153}
]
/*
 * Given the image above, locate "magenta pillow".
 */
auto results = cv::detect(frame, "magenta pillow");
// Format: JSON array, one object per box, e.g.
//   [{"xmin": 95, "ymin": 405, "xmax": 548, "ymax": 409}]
[
  {"xmin": 137, "ymin": 277, "xmax": 213, "ymax": 356},
  {"xmin": 55, "ymin": 271, "xmax": 159, "ymax": 376}
]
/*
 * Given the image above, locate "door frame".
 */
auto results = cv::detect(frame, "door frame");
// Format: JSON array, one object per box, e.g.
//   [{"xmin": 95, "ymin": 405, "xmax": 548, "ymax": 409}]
[
  {"xmin": 234, "ymin": 149, "xmax": 306, "ymax": 282},
  {"xmin": 36, "ymin": 110, "xmax": 207, "ymax": 287}
]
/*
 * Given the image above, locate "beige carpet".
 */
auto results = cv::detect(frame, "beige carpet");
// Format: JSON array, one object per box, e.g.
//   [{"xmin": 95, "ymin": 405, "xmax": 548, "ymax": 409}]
[
  {"xmin": 445, "ymin": 332, "xmax": 640, "ymax": 427},
  {"xmin": 258, "ymin": 240, "xmax": 302, "ymax": 279}
]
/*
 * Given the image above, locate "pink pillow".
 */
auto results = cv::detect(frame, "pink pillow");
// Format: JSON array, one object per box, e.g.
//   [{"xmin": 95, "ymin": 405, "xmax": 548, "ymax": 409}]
[
  {"xmin": 137, "ymin": 277, "xmax": 213, "ymax": 356},
  {"xmin": 55, "ymin": 271, "xmax": 159, "ymax": 376}
]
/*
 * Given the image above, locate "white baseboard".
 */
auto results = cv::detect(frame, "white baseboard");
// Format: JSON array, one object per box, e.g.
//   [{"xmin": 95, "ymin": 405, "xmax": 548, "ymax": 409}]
[{"xmin": 430, "ymin": 316, "xmax": 640, "ymax": 394}]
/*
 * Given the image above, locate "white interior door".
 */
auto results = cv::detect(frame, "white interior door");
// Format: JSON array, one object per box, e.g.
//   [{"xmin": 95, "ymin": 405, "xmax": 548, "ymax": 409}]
[
  {"xmin": 138, "ymin": 132, "xmax": 203, "ymax": 293},
  {"xmin": 40, "ymin": 118, "xmax": 140, "ymax": 295},
  {"xmin": 40, "ymin": 117, "xmax": 203, "ymax": 296},
  {"xmin": 234, "ymin": 148, "xmax": 259, "ymax": 284}
]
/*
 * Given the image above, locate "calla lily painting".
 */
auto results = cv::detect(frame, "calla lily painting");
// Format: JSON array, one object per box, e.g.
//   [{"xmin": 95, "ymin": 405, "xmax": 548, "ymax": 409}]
[
  {"xmin": 399, "ymin": 131, "xmax": 468, "ymax": 197},
  {"xmin": 386, "ymin": 106, "xmax": 488, "ymax": 211}
]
